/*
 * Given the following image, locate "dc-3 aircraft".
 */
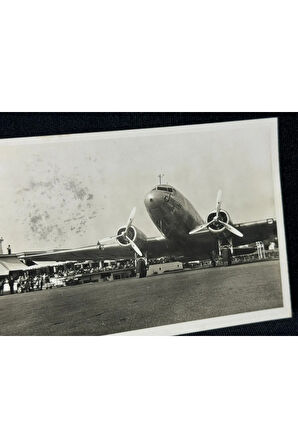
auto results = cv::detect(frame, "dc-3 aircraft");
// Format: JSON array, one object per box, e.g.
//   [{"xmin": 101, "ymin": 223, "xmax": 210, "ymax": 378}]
[{"xmin": 20, "ymin": 183, "xmax": 277, "ymax": 277}]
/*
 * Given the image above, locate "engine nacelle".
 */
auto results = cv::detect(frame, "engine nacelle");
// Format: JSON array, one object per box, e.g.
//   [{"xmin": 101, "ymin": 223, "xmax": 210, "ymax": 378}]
[
  {"xmin": 206, "ymin": 209, "xmax": 232, "ymax": 234},
  {"xmin": 116, "ymin": 225, "xmax": 147, "ymax": 248}
]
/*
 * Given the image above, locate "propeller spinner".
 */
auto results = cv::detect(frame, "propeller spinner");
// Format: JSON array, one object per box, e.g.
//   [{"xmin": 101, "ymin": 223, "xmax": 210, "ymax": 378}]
[
  {"xmin": 99, "ymin": 207, "xmax": 143, "ymax": 256},
  {"xmin": 189, "ymin": 190, "xmax": 243, "ymax": 238}
]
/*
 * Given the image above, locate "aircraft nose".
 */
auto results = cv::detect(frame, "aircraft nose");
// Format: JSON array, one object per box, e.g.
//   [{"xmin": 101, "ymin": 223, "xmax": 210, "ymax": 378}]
[
  {"xmin": 147, "ymin": 193, "xmax": 154, "ymax": 203},
  {"xmin": 144, "ymin": 190, "xmax": 163, "ymax": 209}
]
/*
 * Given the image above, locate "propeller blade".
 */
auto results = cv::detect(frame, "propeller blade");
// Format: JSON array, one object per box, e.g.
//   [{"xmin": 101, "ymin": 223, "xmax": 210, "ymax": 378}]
[
  {"xmin": 124, "ymin": 207, "xmax": 136, "ymax": 235},
  {"xmin": 99, "ymin": 207, "xmax": 138, "ymax": 248},
  {"xmin": 216, "ymin": 189, "xmax": 222, "ymax": 218},
  {"xmin": 99, "ymin": 237, "xmax": 115, "ymax": 244},
  {"xmin": 100, "ymin": 232, "xmax": 124, "ymax": 244},
  {"xmin": 218, "ymin": 220, "xmax": 243, "ymax": 238},
  {"xmin": 126, "ymin": 236, "xmax": 143, "ymax": 256},
  {"xmin": 189, "ymin": 219, "xmax": 216, "ymax": 235}
]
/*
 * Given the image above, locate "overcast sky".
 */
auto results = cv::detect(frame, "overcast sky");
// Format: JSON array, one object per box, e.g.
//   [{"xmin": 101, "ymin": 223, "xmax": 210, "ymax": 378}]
[{"xmin": 0, "ymin": 120, "xmax": 277, "ymax": 252}]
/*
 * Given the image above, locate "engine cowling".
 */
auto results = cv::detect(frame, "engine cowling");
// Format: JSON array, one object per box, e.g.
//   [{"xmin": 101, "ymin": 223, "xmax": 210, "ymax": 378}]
[
  {"xmin": 206, "ymin": 209, "xmax": 231, "ymax": 234},
  {"xmin": 189, "ymin": 191, "xmax": 243, "ymax": 238},
  {"xmin": 116, "ymin": 225, "xmax": 147, "ymax": 248}
]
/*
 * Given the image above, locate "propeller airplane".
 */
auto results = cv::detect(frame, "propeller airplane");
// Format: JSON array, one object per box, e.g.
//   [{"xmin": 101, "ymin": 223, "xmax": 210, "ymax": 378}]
[{"xmin": 19, "ymin": 182, "xmax": 277, "ymax": 277}]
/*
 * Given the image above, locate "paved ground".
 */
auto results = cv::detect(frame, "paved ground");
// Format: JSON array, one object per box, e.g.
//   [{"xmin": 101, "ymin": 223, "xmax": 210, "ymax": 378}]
[{"xmin": 0, "ymin": 261, "xmax": 283, "ymax": 335}]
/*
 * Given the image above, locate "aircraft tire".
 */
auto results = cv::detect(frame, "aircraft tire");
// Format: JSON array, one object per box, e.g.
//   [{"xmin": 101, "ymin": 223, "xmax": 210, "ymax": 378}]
[{"xmin": 136, "ymin": 258, "xmax": 147, "ymax": 278}]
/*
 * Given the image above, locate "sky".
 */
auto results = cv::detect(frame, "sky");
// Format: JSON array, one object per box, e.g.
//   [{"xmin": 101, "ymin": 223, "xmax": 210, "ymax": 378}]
[{"xmin": 0, "ymin": 120, "xmax": 277, "ymax": 252}]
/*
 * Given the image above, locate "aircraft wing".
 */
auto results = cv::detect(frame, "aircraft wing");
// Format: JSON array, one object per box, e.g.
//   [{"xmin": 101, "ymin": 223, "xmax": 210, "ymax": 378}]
[
  {"xmin": 225, "ymin": 218, "xmax": 277, "ymax": 245},
  {"xmin": 145, "ymin": 219, "xmax": 278, "ymax": 258},
  {"xmin": 21, "ymin": 242, "xmax": 143, "ymax": 263},
  {"xmin": 184, "ymin": 218, "xmax": 278, "ymax": 258},
  {"xmin": 20, "ymin": 219, "xmax": 277, "ymax": 264},
  {"xmin": 20, "ymin": 235, "xmax": 177, "ymax": 263}
]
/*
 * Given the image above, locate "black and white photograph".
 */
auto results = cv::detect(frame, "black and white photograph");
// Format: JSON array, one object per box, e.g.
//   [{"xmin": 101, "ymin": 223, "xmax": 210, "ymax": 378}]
[
  {"xmin": 0, "ymin": 117, "xmax": 291, "ymax": 335},
  {"xmin": 2, "ymin": 3, "xmax": 298, "ymax": 448}
]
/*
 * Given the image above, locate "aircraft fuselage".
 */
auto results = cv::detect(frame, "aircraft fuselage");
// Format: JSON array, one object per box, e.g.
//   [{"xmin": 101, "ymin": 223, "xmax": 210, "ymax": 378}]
[{"xmin": 144, "ymin": 184, "xmax": 204, "ymax": 240}]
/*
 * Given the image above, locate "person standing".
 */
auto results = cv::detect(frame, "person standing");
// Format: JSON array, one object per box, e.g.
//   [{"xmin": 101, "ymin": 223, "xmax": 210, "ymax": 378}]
[
  {"xmin": 7, "ymin": 245, "xmax": 11, "ymax": 255},
  {"xmin": 24, "ymin": 275, "xmax": 30, "ymax": 292},
  {"xmin": 0, "ymin": 278, "xmax": 5, "ymax": 296},
  {"xmin": 17, "ymin": 276, "xmax": 22, "ymax": 293},
  {"xmin": 39, "ymin": 274, "xmax": 43, "ymax": 290},
  {"xmin": 8, "ymin": 274, "xmax": 14, "ymax": 294},
  {"xmin": 29, "ymin": 276, "xmax": 34, "ymax": 291}
]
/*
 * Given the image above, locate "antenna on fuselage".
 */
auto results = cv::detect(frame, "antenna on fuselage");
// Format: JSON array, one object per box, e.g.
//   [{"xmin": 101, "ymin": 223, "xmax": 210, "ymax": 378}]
[{"xmin": 158, "ymin": 173, "xmax": 164, "ymax": 185}]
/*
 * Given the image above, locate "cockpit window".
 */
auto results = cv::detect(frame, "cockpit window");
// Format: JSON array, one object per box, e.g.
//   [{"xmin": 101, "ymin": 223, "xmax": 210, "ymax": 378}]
[{"xmin": 157, "ymin": 186, "xmax": 173, "ymax": 192}]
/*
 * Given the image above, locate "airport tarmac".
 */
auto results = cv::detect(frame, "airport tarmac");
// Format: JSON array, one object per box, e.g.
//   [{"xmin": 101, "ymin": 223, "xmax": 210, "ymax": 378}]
[{"xmin": 0, "ymin": 260, "xmax": 283, "ymax": 335}]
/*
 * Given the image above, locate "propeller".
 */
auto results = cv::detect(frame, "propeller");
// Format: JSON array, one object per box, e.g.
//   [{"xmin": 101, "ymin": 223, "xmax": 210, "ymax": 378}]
[
  {"xmin": 123, "ymin": 206, "xmax": 136, "ymax": 238},
  {"xmin": 218, "ymin": 220, "xmax": 243, "ymax": 238},
  {"xmin": 189, "ymin": 190, "xmax": 243, "ymax": 238},
  {"xmin": 99, "ymin": 207, "xmax": 143, "ymax": 256},
  {"xmin": 126, "ymin": 235, "xmax": 143, "ymax": 257},
  {"xmin": 216, "ymin": 189, "xmax": 222, "ymax": 219},
  {"xmin": 189, "ymin": 221, "xmax": 211, "ymax": 235},
  {"xmin": 189, "ymin": 191, "xmax": 222, "ymax": 235}
]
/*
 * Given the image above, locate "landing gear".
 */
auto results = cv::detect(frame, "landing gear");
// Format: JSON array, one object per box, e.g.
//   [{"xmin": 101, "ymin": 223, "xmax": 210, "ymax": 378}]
[
  {"xmin": 217, "ymin": 238, "xmax": 233, "ymax": 266},
  {"xmin": 135, "ymin": 253, "xmax": 148, "ymax": 278},
  {"xmin": 136, "ymin": 258, "xmax": 147, "ymax": 278},
  {"xmin": 210, "ymin": 250, "xmax": 217, "ymax": 267},
  {"xmin": 221, "ymin": 247, "xmax": 232, "ymax": 265}
]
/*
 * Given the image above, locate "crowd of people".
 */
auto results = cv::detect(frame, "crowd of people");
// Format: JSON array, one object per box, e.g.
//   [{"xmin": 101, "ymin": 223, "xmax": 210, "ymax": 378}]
[
  {"xmin": 16, "ymin": 273, "xmax": 53, "ymax": 293},
  {"xmin": 0, "ymin": 260, "xmax": 139, "ymax": 295},
  {"xmin": 149, "ymin": 257, "xmax": 181, "ymax": 265},
  {"xmin": 0, "ymin": 273, "xmax": 53, "ymax": 295},
  {"xmin": 51, "ymin": 260, "xmax": 136, "ymax": 278}
]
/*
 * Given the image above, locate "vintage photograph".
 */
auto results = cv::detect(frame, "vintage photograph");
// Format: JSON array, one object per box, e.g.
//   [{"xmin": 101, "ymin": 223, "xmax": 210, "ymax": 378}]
[{"xmin": 0, "ymin": 118, "xmax": 291, "ymax": 335}]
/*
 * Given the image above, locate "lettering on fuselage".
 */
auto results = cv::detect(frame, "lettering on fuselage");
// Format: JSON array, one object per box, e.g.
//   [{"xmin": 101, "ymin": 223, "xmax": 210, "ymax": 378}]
[{"xmin": 166, "ymin": 196, "xmax": 182, "ymax": 213}]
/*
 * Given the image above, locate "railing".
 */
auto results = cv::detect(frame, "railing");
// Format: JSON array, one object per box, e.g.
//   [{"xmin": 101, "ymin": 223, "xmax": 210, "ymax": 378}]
[{"xmin": 186, "ymin": 250, "xmax": 279, "ymax": 269}]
